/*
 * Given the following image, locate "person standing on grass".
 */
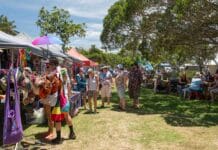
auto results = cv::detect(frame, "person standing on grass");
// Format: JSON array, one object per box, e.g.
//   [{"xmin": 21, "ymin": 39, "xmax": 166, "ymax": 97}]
[
  {"xmin": 99, "ymin": 66, "xmax": 112, "ymax": 107},
  {"xmin": 87, "ymin": 68, "xmax": 99, "ymax": 113},
  {"xmin": 128, "ymin": 62, "xmax": 143, "ymax": 109},
  {"xmin": 60, "ymin": 68, "xmax": 76, "ymax": 140},
  {"xmin": 115, "ymin": 64, "xmax": 128, "ymax": 110},
  {"xmin": 40, "ymin": 60, "xmax": 56, "ymax": 140},
  {"xmin": 76, "ymin": 68, "xmax": 87, "ymax": 110},
  {"xmin": 50, "ymin": 60, "xmax": 77, "ymax": 144}
]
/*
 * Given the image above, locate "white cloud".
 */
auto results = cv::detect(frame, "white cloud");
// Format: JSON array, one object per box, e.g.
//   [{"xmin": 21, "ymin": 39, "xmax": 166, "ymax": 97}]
[
  {"xmin": 87, "ymin": 23, "xmax": 103, "ymax": 30},
  {"xmin": 52, "ymin": 0, "xmax": 118, "ymax": 48},
  {"xmin": 58, "ymin": 0, "xmax": 118, "ymax": 19},
  {"xmin": 0, "ymin": 0, "xmax": 118, "ymax": 49},
  {"xmin": 70, "ymin": 24, "xmax": 102, "ymax": 48}
]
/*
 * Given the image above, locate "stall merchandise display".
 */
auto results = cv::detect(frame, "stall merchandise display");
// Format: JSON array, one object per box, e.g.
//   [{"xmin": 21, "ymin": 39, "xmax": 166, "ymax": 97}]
[{"xmin": 3, "ymin": 69, "xmax": 23, "ymax": 145}]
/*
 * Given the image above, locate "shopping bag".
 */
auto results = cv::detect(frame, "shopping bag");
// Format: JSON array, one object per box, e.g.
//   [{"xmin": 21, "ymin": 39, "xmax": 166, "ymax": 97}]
[
  {"xmin": 3, "ymin": 69, "xmax": 23, "ymax": 145},
  {"xmin": 60, "ymin": 91, "xmax": 67, "ymax": 109}
]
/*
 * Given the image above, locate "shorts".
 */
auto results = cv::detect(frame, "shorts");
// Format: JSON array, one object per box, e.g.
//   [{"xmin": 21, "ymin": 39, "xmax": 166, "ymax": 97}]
[
  {"xmin": 81, "ymin": 91, "xmax": 87, "ymax": 100},
  {"xmin": 61, "ymin": 101, "xmax": 70, "ymax": 112},
  {"xmin": 101, "ymin": 85, "xmax": 111, "ymax": 98},
  {"xmin": 39, "ymin": 92, "xmax": 58, "ymax": 107},
  {"xmin": 88, "ymin": 90, "xmax": 97, "ymax": 97}
]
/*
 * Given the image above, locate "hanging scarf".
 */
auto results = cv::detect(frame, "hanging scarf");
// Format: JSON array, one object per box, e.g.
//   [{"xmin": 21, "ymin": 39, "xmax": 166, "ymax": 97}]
[
  {"xmin": 3, "ymin": 69, "xmax": 23, "ymax": 145},
  {"xmin": 51, "ymin": 90, "xmax": 64, "ymax": 122},
  {"xmin": 19, "ymin": 49, "xmax": 27, "ymax": 68}
]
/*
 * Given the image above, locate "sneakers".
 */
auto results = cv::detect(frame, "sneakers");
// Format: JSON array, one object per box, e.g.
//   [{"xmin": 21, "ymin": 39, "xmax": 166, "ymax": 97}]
[{"xmin": 69, "ymin": 132, "xmax": 76, "ymax": 140}]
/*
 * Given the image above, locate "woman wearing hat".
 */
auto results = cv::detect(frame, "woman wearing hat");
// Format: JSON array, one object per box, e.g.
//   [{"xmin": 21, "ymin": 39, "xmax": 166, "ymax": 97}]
[
  {"xmin": 99, "ymin": 66, "xmax": 112, "ymax": 107},
  {"xmin": 115, "ymin": 64, "xmax": 128, "ymax": 110},
  {"xmin": 87, "ymin": 68, "xmax": 99, "ymax": 113}
]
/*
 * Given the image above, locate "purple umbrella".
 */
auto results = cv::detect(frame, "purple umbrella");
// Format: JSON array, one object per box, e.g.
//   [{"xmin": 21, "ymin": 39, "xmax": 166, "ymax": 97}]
[
  {"xmin": 32, "ymin": 35, "xmax": 62, "ymax": 45},
  {"xmin": 32, "ymin": 35, "xmax": 62, "ymax": 58}
]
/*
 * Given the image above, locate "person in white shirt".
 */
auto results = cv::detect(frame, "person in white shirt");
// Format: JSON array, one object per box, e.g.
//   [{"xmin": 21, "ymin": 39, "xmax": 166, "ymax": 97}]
[{"xmin": 87, "ymin": 68, "xmax": 99, "ymax": 113}]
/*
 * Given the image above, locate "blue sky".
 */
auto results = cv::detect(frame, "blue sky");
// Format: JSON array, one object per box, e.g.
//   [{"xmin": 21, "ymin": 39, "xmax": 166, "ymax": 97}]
[{"xmin": 0, "ymin": 0, "xmax": 117, "ymax": 49}]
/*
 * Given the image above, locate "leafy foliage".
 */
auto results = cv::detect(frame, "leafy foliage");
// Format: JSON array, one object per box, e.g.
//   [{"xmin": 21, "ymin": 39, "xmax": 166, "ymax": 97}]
[
  {"xmin": 79, "ymin": 45, "xmax": 134, "ymax": 68},
  {"xmin": 101, "ymin": 0, "xmax": 218, "ymax": 69},
  {"xmin": 0, "ymin": 15, "xmax": 18, "ymax": 35},
  {"xmin": 36, "ymin": 6, "xmax": 86, "ymax": 51}
]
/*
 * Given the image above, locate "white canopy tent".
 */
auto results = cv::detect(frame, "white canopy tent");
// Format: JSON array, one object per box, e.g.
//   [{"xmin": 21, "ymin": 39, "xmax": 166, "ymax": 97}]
[
  {"xmin": 16, "ymin": 32, "xmax": 72, "ymax": 60},
  {"xmin": 0, "ymin": 31, "xmax": 43, "ymax": 57}
]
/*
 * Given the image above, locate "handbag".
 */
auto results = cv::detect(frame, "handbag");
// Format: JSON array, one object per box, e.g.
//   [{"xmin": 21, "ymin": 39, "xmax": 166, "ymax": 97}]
[
  {"xmin": 3, "ymin": 69, "xmax": 23, "ymax": 145},
  {"xmin": 60, "ymin": 88, "xmax": 67, "ymax": 109}
]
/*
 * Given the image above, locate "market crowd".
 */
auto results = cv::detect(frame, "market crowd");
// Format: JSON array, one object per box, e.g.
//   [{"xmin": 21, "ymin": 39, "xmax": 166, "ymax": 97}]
[{"xmin": 0, "ymin": 58, "xmax": 143, "ymax": 145}]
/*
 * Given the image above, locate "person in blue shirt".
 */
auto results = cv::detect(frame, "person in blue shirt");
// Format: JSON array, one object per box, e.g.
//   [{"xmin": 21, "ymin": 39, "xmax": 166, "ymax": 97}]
[
  {"xmin": 183, "ymin": 72, "xmax": 203, "ymax": 98},
  {"xmin": 76, "ymin": 68, "xmax": 87, "ymax": 109}
]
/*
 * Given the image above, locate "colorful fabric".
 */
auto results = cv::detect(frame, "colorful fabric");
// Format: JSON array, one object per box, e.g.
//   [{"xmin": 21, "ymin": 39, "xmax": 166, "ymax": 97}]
[
  {"xmin": 61, "ymin": 101, "xmax": 70, "ymax": 112},
  {"xmin": 60, "ymin": 91, "xmax": 67, "ymax": 108},
  {"xmin": 51, "ymin": 92, "xmax": 64, "ymax": 122}
]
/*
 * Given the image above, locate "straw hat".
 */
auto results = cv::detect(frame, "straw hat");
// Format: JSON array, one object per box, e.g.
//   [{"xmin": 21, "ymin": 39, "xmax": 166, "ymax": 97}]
[
  {"xmin": 87, "ymin": 68, "xmax": 93, "ymax": 73},
  {"xmin": 101, "ymin": 65, "xmax": 110, "ymax": 70}
]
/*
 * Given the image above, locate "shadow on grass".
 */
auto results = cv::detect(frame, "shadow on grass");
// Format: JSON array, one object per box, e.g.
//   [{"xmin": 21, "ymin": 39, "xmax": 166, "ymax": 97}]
[{"xmin": 111, "ymin": 88, "xmax": 218, "ymax": 127}]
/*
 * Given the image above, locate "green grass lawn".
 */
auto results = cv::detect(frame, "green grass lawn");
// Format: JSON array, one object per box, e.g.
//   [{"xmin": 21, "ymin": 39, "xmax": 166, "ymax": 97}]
[{"xmin": 7, "ymin": 88, "xmax": 218, "ymax": 149}]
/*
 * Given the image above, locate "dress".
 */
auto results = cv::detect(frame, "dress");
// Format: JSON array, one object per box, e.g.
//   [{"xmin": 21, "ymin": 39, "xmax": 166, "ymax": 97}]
[
  {"xmin": 115, "ymin": 71, "xmax": 126, "ymax": 99},
  {"xmin": 128, "ymin": 68, "xmax": 143, "ymax": 99},
  {"xmin": 99, "ymin": 71, "xmax": 112, "ymax": 98}
]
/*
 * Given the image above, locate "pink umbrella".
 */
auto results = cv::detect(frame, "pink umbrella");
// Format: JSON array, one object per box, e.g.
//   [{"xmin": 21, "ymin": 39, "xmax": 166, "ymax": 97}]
[
  {"xmin": 32, "ymin": 35, "xmax": 62, "ymax": 45},
  {"xmin": 32, "ymin": 35, "xmax": 62, "ymax": 58}
]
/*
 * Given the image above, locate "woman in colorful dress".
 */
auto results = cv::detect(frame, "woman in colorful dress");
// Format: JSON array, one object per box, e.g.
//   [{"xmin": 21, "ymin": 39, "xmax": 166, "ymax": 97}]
[
  {"xmin": 128, "ymin": 63, "xmax": 143, "ymax": 108},
  {"xmin": 115, "ymin": 64, "xmax": 128, "ymax": 110}
]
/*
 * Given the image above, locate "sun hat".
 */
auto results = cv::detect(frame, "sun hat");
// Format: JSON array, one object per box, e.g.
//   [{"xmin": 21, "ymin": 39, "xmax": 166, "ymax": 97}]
[
  {"xmin": 101, "ymin": 65, "xmax": 110, "ymax": 69},
  {"xmin": 87, "ymin": 68, "xmax": 93, "ymax": 73}
]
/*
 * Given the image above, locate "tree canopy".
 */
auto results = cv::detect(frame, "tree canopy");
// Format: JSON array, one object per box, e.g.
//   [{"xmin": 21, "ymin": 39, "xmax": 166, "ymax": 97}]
[
  {"xmin": 79, "ymin": 45, "xmax": 134, "ymax": 68},
  {"xmin": 101, "ymin": 0, "xmax": 218, "ymax": 70},
  {"xmin": 0, "ymin": 15, "xmax": 18, "ymax": 35},
  {"xmin": 36, "ymin": 6, "xmax": 86, "ymax": 51}
]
